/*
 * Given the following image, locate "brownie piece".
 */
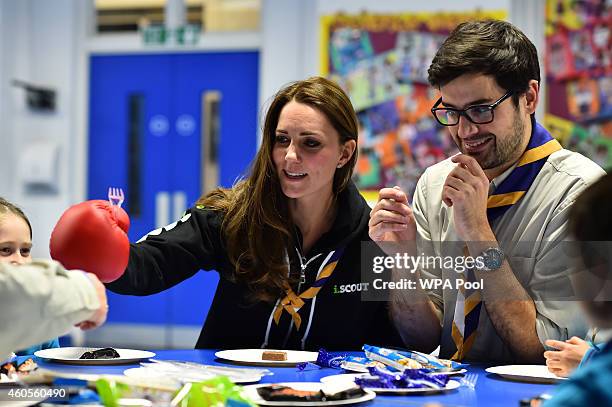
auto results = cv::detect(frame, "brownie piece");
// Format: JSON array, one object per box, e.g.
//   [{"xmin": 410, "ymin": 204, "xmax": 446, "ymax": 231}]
[{"xmin": 262, "ymin": 350, "xmax": 287, "ymax": 361}]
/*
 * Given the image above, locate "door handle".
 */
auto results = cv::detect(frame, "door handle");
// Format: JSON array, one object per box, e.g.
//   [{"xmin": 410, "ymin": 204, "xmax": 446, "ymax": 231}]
[
  {"xmin": 201, "ymin": 91, "xmax": 221, "ymax": 195},
  {"xmin": 155, "ymin": 191, "xmax": 170, "ymax": 229},
  {"xmin": 173, "ymin": 191, "xmax": 187, "ymax": 220}
]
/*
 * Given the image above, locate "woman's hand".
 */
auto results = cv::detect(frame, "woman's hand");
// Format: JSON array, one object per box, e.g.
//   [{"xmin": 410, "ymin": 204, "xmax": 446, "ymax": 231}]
[{"xmin": 369, "ymin": 186, "xmax": 417, "ymax": 252}]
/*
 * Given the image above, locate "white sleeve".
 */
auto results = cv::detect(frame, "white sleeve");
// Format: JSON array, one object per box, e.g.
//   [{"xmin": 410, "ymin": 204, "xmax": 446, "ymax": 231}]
[
  {"xmin": 412, "ymin": 169, "xmax": 444, "ymax": 313},
  {"xmin": 0, "ymin": 260, "xmax": 100, "ymax": 360}
]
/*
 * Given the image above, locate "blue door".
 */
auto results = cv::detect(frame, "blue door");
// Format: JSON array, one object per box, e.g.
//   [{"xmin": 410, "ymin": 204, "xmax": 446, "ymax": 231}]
[{"xmin": 88, "ymin": 52, "xmax": 259, "ymax": 345}]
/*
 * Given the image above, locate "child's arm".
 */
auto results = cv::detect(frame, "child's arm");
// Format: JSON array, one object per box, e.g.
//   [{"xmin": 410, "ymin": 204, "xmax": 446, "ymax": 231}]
[
  {"xmin": 543, "ymin": 336, "xmax": 592, "ymax": 377},
  {"xmin": 0, "ymin": 260, "xmax": 107, "ymax": 360}
]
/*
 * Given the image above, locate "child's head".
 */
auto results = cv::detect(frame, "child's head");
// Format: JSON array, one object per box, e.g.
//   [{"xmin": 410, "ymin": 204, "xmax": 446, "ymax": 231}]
[
  {"xmin": 0, "ymin": 197, "xmax": 33, "ymax": 265},
  {"xmin": 569, "ymin": 173, "xmax": 612, "ymax": 328}
]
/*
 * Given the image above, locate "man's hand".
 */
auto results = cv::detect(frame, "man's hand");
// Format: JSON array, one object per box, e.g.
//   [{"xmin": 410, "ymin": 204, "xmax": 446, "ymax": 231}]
[
  {"xmin": 544, "ymin": 336, "xmax": 591, "ymax": 377},
  {"xmin": 442, "ymin": 155, "xmax": 491, "ymax": 241},
  {"xmin": 369, "ymin": 186, "xmax": 417, "ymax": 248},
  {"xmin": 75, "ymin": 273, "xmax": 108, "ymax": 330}
]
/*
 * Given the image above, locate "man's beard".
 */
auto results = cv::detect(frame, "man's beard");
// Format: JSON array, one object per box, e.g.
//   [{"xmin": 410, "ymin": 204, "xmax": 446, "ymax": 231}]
[{"xmin": 473, "ymin": 113, "xmax": 525, "ymax": 170}]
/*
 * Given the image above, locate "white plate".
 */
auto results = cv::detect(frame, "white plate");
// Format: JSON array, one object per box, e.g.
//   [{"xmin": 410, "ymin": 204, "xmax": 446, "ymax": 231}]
[
  {"xmin": 320, "ymin": 373, "xmax": 461, "ymax": 395},
  {"xmin": 34, "ymin": 347, "xmax": 155, "ymax": 365},
  {"xmin": 485, "ymin": 365, "xmax": 568, "ymax": 383},
  {"xmin": 215, "ymin": 349, "xmax": 318, "ymax": 366},
  {"xmin": 243, "ymin": 382, "xmax": 376, "ymax": 406}
]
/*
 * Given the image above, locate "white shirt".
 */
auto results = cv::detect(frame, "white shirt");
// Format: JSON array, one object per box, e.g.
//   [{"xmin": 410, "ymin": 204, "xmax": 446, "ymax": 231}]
[{"xmin": 412, "ymin": 148, "xmax": 606, "ymax": 362}]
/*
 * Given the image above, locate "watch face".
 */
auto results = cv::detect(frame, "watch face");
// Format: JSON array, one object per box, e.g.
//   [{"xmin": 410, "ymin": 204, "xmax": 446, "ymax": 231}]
[{"xmin": 484, "ymin": 248, "xmax": 504, "ymax": 270}]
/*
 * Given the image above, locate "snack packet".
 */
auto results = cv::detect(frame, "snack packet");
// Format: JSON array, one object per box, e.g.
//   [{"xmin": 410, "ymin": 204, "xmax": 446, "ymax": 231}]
[
  {"xmin": 363, "ymin": 345, "xmax": 467, "ymax": 372},
  {"xmin": 340, "ymin": 356, "xmax": 388, "ymax": 373},
  {"xmin": 0, "ymin": 356, "xmax": 38, "ymax": 382},
  {"xmin": 362, "ymin": 345, "xmax": 422, "ymax": 370}
]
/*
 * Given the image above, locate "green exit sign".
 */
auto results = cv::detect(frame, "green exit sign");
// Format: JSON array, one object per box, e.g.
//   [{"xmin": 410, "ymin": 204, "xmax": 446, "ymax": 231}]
[{"xmin": 142, "ymin": 25, "xmax": 201, "ymax": 46}]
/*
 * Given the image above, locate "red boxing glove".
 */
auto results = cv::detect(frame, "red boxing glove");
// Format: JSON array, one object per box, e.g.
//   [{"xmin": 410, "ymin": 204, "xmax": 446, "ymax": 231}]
[{"xmin": 50, "ymin": 200, "xmax": 130, "ymax": 282}]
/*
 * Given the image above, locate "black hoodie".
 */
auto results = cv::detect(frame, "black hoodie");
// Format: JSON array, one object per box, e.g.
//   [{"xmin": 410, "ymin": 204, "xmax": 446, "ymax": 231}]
[{"xmin": 107, "ymin": 182, "xmax": 403, "ymax": 350}]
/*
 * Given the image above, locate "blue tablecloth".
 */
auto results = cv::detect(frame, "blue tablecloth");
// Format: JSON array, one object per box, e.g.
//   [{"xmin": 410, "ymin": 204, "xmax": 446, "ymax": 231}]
[{"xmin": 37, "ymin": 349, "xmax": 558, "ymax": 407}]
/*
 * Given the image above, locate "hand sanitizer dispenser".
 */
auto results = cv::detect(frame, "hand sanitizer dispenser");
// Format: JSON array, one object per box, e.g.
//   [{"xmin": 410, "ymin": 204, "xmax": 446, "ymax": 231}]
[{"xmin": 19, "ymin": 139, "xmax": 61, "ymax": 194}]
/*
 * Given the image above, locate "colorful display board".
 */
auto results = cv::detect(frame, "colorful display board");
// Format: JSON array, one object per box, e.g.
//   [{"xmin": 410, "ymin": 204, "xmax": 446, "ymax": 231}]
[{"xmin": 545, "ymin": 0, "xmax": 611, "ymax": 170}]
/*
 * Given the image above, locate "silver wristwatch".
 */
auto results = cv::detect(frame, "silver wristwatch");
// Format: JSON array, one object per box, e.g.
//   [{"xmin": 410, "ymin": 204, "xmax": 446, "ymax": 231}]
[{"xmin": 476, "ymin": 247, "xmax": 505, "ymax": 271}]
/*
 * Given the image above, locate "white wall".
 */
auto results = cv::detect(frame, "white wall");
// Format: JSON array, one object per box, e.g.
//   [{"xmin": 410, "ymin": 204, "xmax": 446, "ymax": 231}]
[
  {"xmin": 259, "ymin": 0, "xmax": 314, "ymax": 109},
  {"xmin": 511, "ymin": 0, "xmax": 547, "ymax": 121},
  {"xmin": 0, "ymin": 0, "xmax": 79, "ymax": 258}
]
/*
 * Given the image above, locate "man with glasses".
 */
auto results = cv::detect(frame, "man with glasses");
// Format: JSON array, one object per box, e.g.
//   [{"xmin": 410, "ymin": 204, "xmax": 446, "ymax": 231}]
[{"xmin": 369, "ymin": 20, "xmax": 605, "ymax": 363}]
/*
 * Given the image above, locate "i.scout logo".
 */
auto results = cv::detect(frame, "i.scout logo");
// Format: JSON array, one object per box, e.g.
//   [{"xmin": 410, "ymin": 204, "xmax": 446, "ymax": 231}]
[{"xmin": 333, "ymin": 282, "xmax": 370, "ymax": 294}]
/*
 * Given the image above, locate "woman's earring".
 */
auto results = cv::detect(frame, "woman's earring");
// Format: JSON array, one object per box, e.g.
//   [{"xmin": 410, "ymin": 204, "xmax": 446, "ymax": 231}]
[{"xmin": 337, "ymin": 163, "xmax": 343, "ymax": 168}]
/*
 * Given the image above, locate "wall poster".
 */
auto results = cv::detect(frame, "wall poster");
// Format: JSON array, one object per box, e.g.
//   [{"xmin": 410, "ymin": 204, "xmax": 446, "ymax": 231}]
[{"xmin": 545, "ymin": 0, "xmax": 611, "ymax": 171}]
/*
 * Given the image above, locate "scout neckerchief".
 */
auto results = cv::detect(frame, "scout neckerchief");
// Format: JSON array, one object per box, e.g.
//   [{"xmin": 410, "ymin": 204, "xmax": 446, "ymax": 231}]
[
  {"xmin": 451, "ymin": 122, "xmax": 563, "ymax": 361},
  {"xmin": 273, "ymin": 247, "xmax": 345, "ymax": 330}
]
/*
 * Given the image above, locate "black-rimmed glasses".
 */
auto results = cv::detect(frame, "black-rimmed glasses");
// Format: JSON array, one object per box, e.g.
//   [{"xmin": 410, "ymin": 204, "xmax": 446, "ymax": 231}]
[{"xmin": 430, "ymin": 90, "xmax": 514, "ymax": 126}]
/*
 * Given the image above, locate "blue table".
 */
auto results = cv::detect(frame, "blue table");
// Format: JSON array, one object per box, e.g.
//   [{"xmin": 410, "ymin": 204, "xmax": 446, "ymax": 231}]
[{"xmin": 38, "ymin": 350, "xmax": 559, "ymax": 406}]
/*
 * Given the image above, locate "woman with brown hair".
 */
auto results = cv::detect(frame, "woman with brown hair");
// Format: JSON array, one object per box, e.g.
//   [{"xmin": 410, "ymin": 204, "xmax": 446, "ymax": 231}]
[{"xmin": 53, "ymin": 77, "xmax": 402, "ymax": 350}]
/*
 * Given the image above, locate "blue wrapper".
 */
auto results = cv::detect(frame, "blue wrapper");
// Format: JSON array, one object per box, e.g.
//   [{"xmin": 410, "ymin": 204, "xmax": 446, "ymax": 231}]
[
  {"xmin": 315, "ymin": 349, "xmax": 347, "ymax": 369},
  {"xmin": 354, "ymin": 366, "xmax": 450, "ymax": 389}
]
